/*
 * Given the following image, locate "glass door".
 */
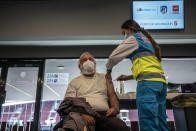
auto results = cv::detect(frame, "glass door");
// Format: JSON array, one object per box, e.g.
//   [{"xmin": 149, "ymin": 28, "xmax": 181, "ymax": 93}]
[
  {"xmin": 0, "ymin": 62, "xmax": 7, "ymax": 125},
  {"xmin": 0, "ymin": 61, "xmax": 44, "ymax": 131},
  {"xmin": 0, "ymin": 63, "xmax": 3, "ymax": 113}
]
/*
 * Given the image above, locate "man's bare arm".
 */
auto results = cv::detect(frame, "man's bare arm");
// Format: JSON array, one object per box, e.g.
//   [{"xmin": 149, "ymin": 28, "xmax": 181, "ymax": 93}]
[{"xmin": 105, "ymin": 73, "xmax": 119, "ymax": 116}]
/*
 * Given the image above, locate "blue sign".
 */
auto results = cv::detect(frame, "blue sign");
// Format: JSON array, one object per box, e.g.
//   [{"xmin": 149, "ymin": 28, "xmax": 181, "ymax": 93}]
[{"xmin": 160, "ymin": 6, "xmax": 167, "ymax": 14}]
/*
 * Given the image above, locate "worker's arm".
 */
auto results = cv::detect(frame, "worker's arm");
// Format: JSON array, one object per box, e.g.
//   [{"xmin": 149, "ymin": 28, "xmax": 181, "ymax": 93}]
[
  {"xmin": 116, "ymin": 75, "xmax": 134, "ymax": 81},
  {"xmin": 106, "ymin": 36, "xmax": 139, "ymax": 72},
  {"xmin": 105, "ymin": 73, "xmax": 119, "ymax": 116}
]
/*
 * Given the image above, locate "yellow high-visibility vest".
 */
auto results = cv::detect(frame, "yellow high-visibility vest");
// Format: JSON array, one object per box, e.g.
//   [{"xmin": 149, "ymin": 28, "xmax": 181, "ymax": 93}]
[{"xmin": 131, "ymin": 51, "xmax": 166, "ymax": 84}]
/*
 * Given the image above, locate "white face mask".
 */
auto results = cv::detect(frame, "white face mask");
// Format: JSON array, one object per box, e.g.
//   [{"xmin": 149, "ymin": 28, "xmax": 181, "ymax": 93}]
[{"xmin": 81, "ymin": 60, "xmax": 96, "ymax": 75}]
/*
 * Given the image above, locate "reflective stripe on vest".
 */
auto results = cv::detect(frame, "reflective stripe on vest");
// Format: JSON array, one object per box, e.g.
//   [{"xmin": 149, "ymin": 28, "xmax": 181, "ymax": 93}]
[
  {"xmin": 136, "ymin": 73, "xmax": 166, "ymax": 81},
  {"xmin": 132, "ymin": 51, "xmax": 155, "ymax": 62}
]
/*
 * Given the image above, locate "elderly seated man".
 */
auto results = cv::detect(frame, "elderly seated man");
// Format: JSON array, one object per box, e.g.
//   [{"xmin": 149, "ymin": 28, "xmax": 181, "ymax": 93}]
[{"xmin": 64, "ymin": 52, "xmax": 129, "ymax": 131}]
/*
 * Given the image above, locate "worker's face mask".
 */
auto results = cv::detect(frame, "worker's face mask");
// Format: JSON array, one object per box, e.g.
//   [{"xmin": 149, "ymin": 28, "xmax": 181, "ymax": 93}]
[
  {"xmin": 124, "ymin": 33, "xmax": 132, "ymax": 40},
  {"xmin": 81, "ymin": 60, "xmax": 96, "ymax": 75},
  {"xmin": 124, "ymin": 33, "xmax": 128, "ymax": 39}
]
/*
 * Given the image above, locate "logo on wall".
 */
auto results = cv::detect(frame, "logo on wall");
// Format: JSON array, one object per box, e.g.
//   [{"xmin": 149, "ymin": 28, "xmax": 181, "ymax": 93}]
[
  {"xmin": 172, "ymin": 5, "xmax": 179, "ymax": 14},
  {"xmin": 160, "ymin": 6, "xmax": 167, "ymax": 14}
]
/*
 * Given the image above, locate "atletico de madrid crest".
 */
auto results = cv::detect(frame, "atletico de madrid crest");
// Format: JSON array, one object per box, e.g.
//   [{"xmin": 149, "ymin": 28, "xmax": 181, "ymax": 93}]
[{"xmin": 160, "ymin": 6, "xmax": 167, "ymax": 14}]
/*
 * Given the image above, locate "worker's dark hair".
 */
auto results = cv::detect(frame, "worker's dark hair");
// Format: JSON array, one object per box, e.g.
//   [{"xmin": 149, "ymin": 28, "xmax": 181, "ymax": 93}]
[{"xmin": 121, "ymin": 19, "xmax": 162, "ymax": 61}]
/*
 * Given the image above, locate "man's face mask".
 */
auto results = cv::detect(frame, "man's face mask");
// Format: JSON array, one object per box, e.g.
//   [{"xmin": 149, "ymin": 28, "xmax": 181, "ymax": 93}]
[{"xmin": 81, "ymin": 60, "xmax": 96, "ymax": 75}]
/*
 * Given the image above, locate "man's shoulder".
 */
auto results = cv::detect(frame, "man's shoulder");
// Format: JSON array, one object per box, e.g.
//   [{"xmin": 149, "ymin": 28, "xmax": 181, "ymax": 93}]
[
  {"xmin": 95, "ymin": 73, "xmax": 106, "ymax": 80},
  {"xmin": 69, "ymin": 75, "xmax": 83, "ymax": 84},
  {"xmin": 69, "ymin": 73, "xmax": 106, "ymax": 84},
  {"xmin": 95, "ymin": 72, "xmax": 104, "ymax": 75}
]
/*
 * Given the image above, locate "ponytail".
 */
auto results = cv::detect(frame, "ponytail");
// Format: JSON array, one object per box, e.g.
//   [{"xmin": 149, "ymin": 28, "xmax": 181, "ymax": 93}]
[
  {"xmin": 121, "ymin": 19, "xmax": 162, "ymax": 62},
  {"xmin": 140, "ymin": 29, "xmax": 162, "ymax": 62}
]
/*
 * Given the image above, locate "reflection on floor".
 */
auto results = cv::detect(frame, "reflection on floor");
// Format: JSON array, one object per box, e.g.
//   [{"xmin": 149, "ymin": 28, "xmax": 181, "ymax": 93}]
[
  {"xmin": 0, "ymin": 100, "xmax": 61, "ymax": 131},
  {"xmin": 0, "ymin": 100, "xmax": 175, "ymax": 131}
]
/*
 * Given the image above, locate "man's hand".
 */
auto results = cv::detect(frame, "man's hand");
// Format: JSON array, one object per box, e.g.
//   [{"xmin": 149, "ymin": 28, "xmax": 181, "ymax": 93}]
[
  {"xmin": 116, "ymin": 75, "xmax": 133, "ymax": 81},
  {"xmin": 106, "ymin": 107, "xmax": 118, "ymax": 117},
  {"xmin": 81, "ymin": 114, "xmax": 95, "ymax": 126}
]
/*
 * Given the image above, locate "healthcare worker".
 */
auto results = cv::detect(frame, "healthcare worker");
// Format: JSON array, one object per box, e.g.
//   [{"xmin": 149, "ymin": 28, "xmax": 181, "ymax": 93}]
[{"xmin": 106, "ymin": 19, "xmax": 170, "ymax": 131}]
